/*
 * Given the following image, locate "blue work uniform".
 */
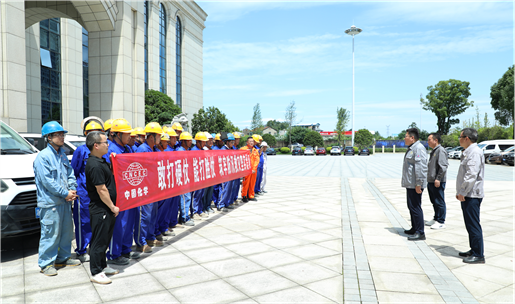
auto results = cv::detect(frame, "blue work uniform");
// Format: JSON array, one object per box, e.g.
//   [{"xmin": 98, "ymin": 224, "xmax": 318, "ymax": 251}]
[
  {"xmin": 70, "ymin": 144, "xmax": 92, "ymax": 256},
  {"xmin": 154, "ymin": 145, "xmax": 175, "ymax": 235},
  {"xmin": 254, "ymin": 146, "xmax": 264, "ymax": 193},
  {"xmin": 211, "ymin": 145, "xmax": 221, "ymax": 206},
  {"xmin": 176, "ymin": 145, "xmax": 193, "ymax": 223},
  {"xmin": 33, "ymin": 143, "xmax": 77, "ymax": 269},
  {"xmin": 217, "ymin": 145, "xmax": 233, "ymax": 209},
  {"xmin": 231, "ymin": 145, "xmax": 241, "ymax": 204},
  {"xmin": 135, "ymin": 142, "xmax": 159, "ymax": 246},
  {"xmin": 104, "ymin": 140, "xmax": 136, "ymax": 260},
  {"xmin": 190, "ymin": 145, "xmax": 205, "ymax": 215}
]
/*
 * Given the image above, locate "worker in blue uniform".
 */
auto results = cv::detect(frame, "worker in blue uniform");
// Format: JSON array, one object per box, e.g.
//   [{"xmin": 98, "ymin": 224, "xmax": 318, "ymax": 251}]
[
  {"xmin": 211, "ymin": 133, "xmax": 222, "ymax": 209},
  {"xmin": 154, "ymin": 131, "xmax": 173, "ymax": 241},
  {"xmin": 191, "ymin": 132, "xmax": 208, "ymax": 220},
  {"xmin": 104, "ymin": 119, "xmax": 141, "ymax": 265},
  {"xmin": 165, "ymin": 128, "xmax": 181, "ymax": 232},
  {"xmin": 172, "ymin": 122, "xmax": 183, "ymax": 150},
  {"xmin": 217, "ymin": 133, "xmax": 236, "ymax": 212},
  {"xmin": 254, "ymin": 135, "xmax": 264, "ymax": 195},
  {"xmin": 103, "ymin": 119, "xmax": 114, "ymax": 144},
  {"xmin": 135, "ymin": 122, "xmax": 163, "ymax": 253},
  {"xmin": 176, "ymin": 132, "xmax": 195, "ymax": 226},
  {"xmin": 202, "ymin": 133, "xmax": 215, "ymax": 215},
  {"xmin": 34, "ymin": 121, "xmax": 80, "ymax": 276},
  {"xmin": 71, "ymin": 120, "xmax": 104, "ymax": 263},
  {"xmin": 230, "ymin": 132, "xmax": 242, "ymax": 205}
]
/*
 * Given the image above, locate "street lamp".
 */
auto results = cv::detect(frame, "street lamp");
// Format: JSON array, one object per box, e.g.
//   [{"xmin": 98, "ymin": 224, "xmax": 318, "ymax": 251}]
[{"xmin": 345, "ymin": 25, "xmax": 362, "ymax": 147}]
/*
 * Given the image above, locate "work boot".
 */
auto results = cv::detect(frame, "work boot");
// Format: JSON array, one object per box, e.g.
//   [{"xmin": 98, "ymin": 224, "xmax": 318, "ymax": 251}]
[
  {"xmin": 103, "ymin": 267, "xmax": 119, "ymax": 275},
  {"xmin": 55, "ymin": 258, "xmax": 81, "ymax": 267},
  {"xmin": 156, "ymin": 234, "xmax": 168, "ymax": 242},
  {"xmin": 193, "ymin": 213, "xmax": 202, "ymax": 220},
  {"xmin": 242, "ymin": 196, "xmax": 248, "ymax": 203},
  {"xmin": 136, "ymin": 245, "xmax": 152, "ymax": 253},
  {"xmin": 40, "ymin": 265, "xmax": 58, "ymax": 276},
  {"xmin": 184, "ymin": 220, "xmax": 195, "ymax": 226},
  {"xmin": 77, "ymin": 253, "xmax": 90, "ymax": 263},
  {"xmin": 107, "ymin": 256, "xmax": 130, "ymax": 265},
  {"xmin": 122, "ymin": 251, "xmax": 141, "ymax": 259},
  {"xmin": 200, "ymin": 212, "xmax": 208, "ymax": 218},
  {"xmin": 226, "ymin": 205, "xmax": 234, "ymax": 209}
]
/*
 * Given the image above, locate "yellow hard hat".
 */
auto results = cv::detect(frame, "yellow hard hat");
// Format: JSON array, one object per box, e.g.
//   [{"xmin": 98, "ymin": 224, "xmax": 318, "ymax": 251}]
[
  {"xmin": 133, "ymin": 127, "xmax": 145, "ymax": 136},
  {"xmin": 180, "ymin": 131, "xmax": 193, "ymax": 140},
  {"xmin": 215, "ymin": 133, "xmax": 221, "ymax": 141},
  {"xmin": 104, "ymin": 119, "xmax": 114, "ymax": 131},
  {"xmin": 233, "ymin": 132, "xmax": 241, "ymax": 139},
  {"xmin": 162, "ymin": 126, "xmax": 169, "ymax": 133},
  {"xmin": 85, "ymin": 121, "xmax": 103, "ymax": 132},
  {"xmin": 111, "ymin": 118, "xmax": 133, "ymax": 133},
  {"xmin": 172, "ymin": 122, "xmax": 183, "ymax": 131},
  {"xmin": 252, "ymin": 134, "xmax": 260, "ymax": 142},
  {"xmin": 144, "ymin": 122, "xmax": 163, "ymax": 134},
  {"xmin": 195, "ymin": 132, "xmax": 208, "ymax": 141},
  {"xmin": 161, "ymin": 133, "xmax": 170, "ymax": 141},
  {"xmin": 167, "ymin": 129, "xmax": 178, "ymax": 137}
]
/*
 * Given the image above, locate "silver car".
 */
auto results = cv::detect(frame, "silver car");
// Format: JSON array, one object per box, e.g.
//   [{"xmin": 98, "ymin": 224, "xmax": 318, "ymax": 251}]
[
  {"xmin": 304, "ymin": 146, "xmax": 315, "ymax": 156},
  {"xmin": 330, "ymin": 146, "xmax": 341, "ymax": 156}
]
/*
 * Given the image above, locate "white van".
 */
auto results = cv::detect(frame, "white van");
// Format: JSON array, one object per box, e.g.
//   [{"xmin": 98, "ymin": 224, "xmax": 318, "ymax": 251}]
[
  {"xmin": 0, "ymin": 120, "xmax": 40, "ymax": 238},
  {"xmin": 478, "ymin": 140, "xmax": 515, "ymax": 158}
]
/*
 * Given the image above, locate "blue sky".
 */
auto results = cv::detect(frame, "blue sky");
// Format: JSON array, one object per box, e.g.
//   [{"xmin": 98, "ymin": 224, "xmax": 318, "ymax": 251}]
[{"xmin": 197, "ymin": 1, "xmax": 513, "ymax": 137}]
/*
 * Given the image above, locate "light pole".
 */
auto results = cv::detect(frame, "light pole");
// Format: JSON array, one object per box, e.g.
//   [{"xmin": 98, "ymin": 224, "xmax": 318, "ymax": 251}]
[{"xmin": 345, "ymin": 25, "xmax": 362, "ymax": 147}]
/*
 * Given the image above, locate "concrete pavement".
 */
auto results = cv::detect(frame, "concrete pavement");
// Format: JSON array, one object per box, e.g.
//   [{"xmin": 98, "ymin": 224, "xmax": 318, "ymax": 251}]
[{"xmin": 1, "ymin": 154, "xmax": 513, "ymax": 303}]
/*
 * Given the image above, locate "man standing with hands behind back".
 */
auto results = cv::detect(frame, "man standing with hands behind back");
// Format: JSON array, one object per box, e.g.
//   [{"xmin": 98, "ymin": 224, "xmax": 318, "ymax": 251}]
[
  {"xmin": 456, "ymin": 128, "xmax": 485, "ymax": 264},
  {"xmin": 426, "ymin": 133, "xmax": 448, "ymax": 230},
  {"xmin": 85, "ymin": 131, "xmax": 120, "ymax": 284},
  {"xmin": 402, "ymin": 128, "xmax": 428, "ymax": 241}
]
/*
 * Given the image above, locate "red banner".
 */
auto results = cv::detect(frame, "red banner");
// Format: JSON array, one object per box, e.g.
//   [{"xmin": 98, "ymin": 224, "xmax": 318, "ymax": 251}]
[{"xmin": 112, "ymin": 150, "xmax": 252, "ymax": 211}]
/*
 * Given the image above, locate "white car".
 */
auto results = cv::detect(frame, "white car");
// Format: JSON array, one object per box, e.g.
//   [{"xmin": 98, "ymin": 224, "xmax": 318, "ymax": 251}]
[
  {"xmin": 330, "ymin": 146, "xmax": 341, "ymax": 156},
  {"xmin": 20, "ymin": 133, "xmax": 85, "ymax": 161},
  {"xmin": 447, "ymin": 147, "xmax": 463, "ymax": 159},
  {"xmin": 304, "ymin": 146, "xmax": 315, "ymax": 156}
]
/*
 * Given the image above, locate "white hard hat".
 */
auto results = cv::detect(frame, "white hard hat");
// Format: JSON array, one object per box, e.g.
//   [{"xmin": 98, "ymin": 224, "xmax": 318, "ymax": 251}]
[
  {"xmin": 205, "ymin": 132, "xmax": 213, "ymax": 139},
  {"xmin": 261, "ymin": 141, "xmax": 268, "ymax": 146}
]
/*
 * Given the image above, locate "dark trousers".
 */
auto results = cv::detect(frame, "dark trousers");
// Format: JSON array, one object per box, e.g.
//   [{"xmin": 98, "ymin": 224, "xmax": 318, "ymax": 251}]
[
  {"xmin": 407, "ymin": 188, "xmax": 424, "ymax": 234},
  {"xmin": 203, "ymin": 186, "xmax": 214, "ymax": 212},
  {"xmin": 461, "ymin": 197, "xmax": 484, "ymax": 258},
  {"xmin": 427, "ymin": 182, "xmax": 446, "ymax": 224},
  {"xmin": 89, "ymin": 208, "xmax": 116, "ymax": 276}
]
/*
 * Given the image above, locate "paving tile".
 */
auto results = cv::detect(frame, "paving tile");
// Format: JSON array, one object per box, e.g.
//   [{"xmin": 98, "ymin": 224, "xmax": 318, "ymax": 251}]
[
  {"xmin": 312, "ymin": 255, "xmax": 343, "ymax": 274},
  {"xmin": 305, "ymin": 275, "xmax": 344, "ymax": 303},
  {"xmin": 170, "ymin": 279, "xmax": 248, "ymax": 303},
  {"xmin": 224, "ymin": 269, "xmax": 297, "ymax": 297},
  {"xmin": 478, "ymin": 284, "xmax": 514, "ymax": 304},
  {"xmin": 24, "ymin": 265, "xmax": 91, "ymax": 293},
  {"xmin": 453, "ymin": 264, "xmax": 513, "ymax": 286},
  {"xmin": 246, "ymin": 250, "xmax": 304, "ymax": 269},
  {"xmin": 25, "ymin": 282, "xmax": 101, "ymax": 303},
  {"xmin": 260, "ymin": 236, "xmax": 306, "ymax": 249},
  {"xmin": 254, "ymin": 285, "xmax": 334, "ymax": 303},
  {"xmin": 368, "ymin": 256, "xmax": 425, "ymax": 274},
  {"xmin": 0, "ymin": 294, "xmax": 25, "ymax": 303},
  {"xmin": 1, "ymin": 274, "xmax": 24, "ymax": 297},
  {"xmin": 372, "ymin": 271, "xmax": 439, "ymax": 294},
  {"xmin": 181, "ymin": 246, "xmax": 238, "ymax": 264},
  {"xmin": 202, "ymin": 257, "xmax": 264, "ymax": 277},
  {"xmin": 239, "ymin": 229, "xmax": 281, "ymax": 240},
  {"xmin": 282, "ymin": 243, "xmax": 340, "ymax": 261},
  {"xmin": 271, "ymin": 261, "xmax": 340, "ymax": 285},
  {"xmin": 169, "ymin": 236, "xmax": 218, "ymax": 252},
  {"xmin": 316, "ymin": 239, "xmax": 343, "ymax": 252},
  {"xmin": 94, "ymin": 273, "xmax": 165, "ymax": 302},
  {"xmin": 224, "ymin": 240, "xmax": 274, "ymax": 256},
  {"xmin": 104, "ymin": 290, "xmax": 178, "ymax": 303},
  {"xmin": 139, "ymin": 251, "xmax": 197, "ymax": 272},
  {"xmin": 152, "ymin": 264, "xmax": 219, "ymax": 289},
  {"xmin": 375, "ymin": 290, "xmax": 445, "ymax": 303}
]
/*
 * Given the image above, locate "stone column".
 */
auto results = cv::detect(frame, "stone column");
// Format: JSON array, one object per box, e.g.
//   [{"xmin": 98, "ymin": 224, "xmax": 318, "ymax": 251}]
[{"xmin": 0, "ymin": 1, "xmax": 27, "ymax": 131}]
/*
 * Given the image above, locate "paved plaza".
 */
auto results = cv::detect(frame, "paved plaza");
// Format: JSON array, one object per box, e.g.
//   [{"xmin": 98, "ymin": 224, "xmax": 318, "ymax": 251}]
[{"xmin": 1, "ymin": 154, "xmax": 513, "ymax": 303}]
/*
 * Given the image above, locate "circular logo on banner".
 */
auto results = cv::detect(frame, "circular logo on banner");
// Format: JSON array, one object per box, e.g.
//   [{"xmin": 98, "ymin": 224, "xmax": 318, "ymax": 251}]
[{"xmin": 122, "ymin": 162, "xmax": 148, "ymax": 186}]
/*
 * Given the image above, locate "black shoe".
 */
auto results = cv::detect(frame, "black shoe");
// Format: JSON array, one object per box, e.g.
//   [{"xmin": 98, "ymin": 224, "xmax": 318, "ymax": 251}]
[
  {"xmin": 459, "ymin": 250, "xmax": 473, "ymax": 257},
  {"xmin": 463, "ymin": 256, "xmax": 485, "ymax": 264},
  {"xmin": 242, "ymin": 196, "xmax": 249, "ymax": 203},
  {"xmin": 407, "ymin": 233, "xmax": 426, "ymax": 241},
  {"xmin": 404, "ymin": 229, "xmax": 415, "ymax": 235},
  {"xmin": 225, "ymin": 205, "xmax": 234, "ymax": 209},
  {"xmin": 250, "ymin": 197, "xmax": 257, "ymax": 201}
]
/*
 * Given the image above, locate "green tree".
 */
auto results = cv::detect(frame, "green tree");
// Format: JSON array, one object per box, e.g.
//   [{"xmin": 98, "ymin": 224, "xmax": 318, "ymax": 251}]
[
  {"xmin": 354, "ymin": 129, "xmax": 374, "ymax": 149},
  {"xmin": 490, "ymin": 65, "xmax": 514, "ymax": 126},
  {"xmin": 286, "ymin": 126, "xmax": 308, "ymax": 145},
  {"xmin": 420, "ymin": 79, "xmax": 474, "ymax": 135},
  {"xmin": 145, "ymin": 90, "xmax": 182, "ymax": 125},
  {"xmin": 285, "ymin": 100, "xmax": 297, "ymax": 147},
  {"xmin": 335, "ymin": 107, "xmax": 350, "ymax": 146},
  {"xmin": 251, "ymin": 103, "xmax": 263, "ymax": 131},
  {"xmin": 262, "ymin": 133, "xmax": 276, "ymax": 147},
  {"xmin": 478, "ymin": 126, "xmax": 511, "ymax": 142},
  {"xmin": 191, "ymin": 106, "xmax": 235, "ymax": 135},
  {"xmin": 373, "ymin": 131, "xmax": 384, "ymax": 140},
  {"xmin": 303, "ymin": 131, "xmax": 324, "ymax": 147},
  {"xmin": 266, "ymin": 120, "xmax": 289, "ymax": 131}
]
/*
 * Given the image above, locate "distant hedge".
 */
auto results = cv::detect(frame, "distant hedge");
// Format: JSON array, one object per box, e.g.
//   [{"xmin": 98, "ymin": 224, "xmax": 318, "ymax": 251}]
[{"xmin": 280, "ymin": 147, "xmax": 290, "ymax": 154}]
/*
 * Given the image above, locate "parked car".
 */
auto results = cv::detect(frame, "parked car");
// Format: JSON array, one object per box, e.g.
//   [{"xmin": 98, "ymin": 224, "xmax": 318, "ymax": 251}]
[
  {"xmin": 479, "ymin": 140, "xmax": 515, "ymax": 159},
  {"xmin": 502, "ymin": 151, "xmax": 514, "ymax": 166},
  {"xmin": 266, "ymin": 148, "xmax": 276, "ymax": 155},
  {"xmin": 359, "ymin": 148, "xmax": 370, "ymax": 156},
  {"xmin": 1, "ymin": 120, "xmax": 41, "ymax": 238},
  {"xmin": 316, "ymin": 147, "xmax": 326, "ymax": 155},
  {"xmin": 20, "ymin": 133, "xmax": 83, "ymax": 161},
  {"xmin": 304, "ymin": 146, "xmax": 315, "ymax": 156},
  {"xmin": 487, "ymin": 146, "xmax": 514, "ymax": 164},
  {"xmin": 448, "ymin": 147, "xmax": 464, "ymax": 159},
  {"xmin": 330, "ymin": 146, "xmax": 341, "ymax": 156},
  {"xmin": 292, "ymin": 146, "xmax": 303, "ymax": 155},
  {"xmin": 344, "ymin": 146, "xmax": 355, "ymax": 156}
]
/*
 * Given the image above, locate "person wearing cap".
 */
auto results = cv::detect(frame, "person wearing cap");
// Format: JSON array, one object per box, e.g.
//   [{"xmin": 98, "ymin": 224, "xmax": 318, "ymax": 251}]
[
  {"xmin": 103, "ymin": 119, "xmax": 141, "ymax": 265},
  {"xmin": 230, "ymin": 132, "xmax": 242, "ymax": 205},
  {"xmin": 71, "ymin": 120, "xmax": 104, "ymax": 263},
  {"xmin": 202, "ymin": 133, "xmax": 216, "ymax": 215},
  {"xmin": 260, "ymin": 141, "xmax": 269, "ymax": 194},
  {"xmin": 252, "ymin": 135, "xmax": 264, "ymax": 197},
  {"xmin": 171, "ymin": 122, "xmax": 184, "ymax": 150},
  {"xmin": 34, "ymin": 121, "xmax": 80, "ymax": 276},
  {"xmin": 132, "ymin": 127, "xmax": 146, "ymax": 149},
  {"xmin": 240, "ymin": 136, "xmax": 260, "ymax": 202},
  {"xmin": 128, "ymin": 129, "xmax": 138, "ymax": 152},
  {"xmin": 153, "ymin": 132, "xmax": 175, "ymax": 240},
  {"xmin": 216, "ymin": 132, "xmax": 236, "ymax": 212},
  {"xmin": 211, "ymin": 133, "xmax": 223, "ymax": 208},
  {"xmin": 135, "ymin": 122, "xmax": 163, "ymax": 252},
  {"xmin": 162, "ymin": 128, "xmax": 180, "ymax": 234},
  {"xmin": 191, "ymin": 132, "xmax": 209, "ymax": 220},
  {"xmin": 176, "ymin": 132, "xmax": 195, "ymax": 226},
  {"xmin": 103, "ymin": 119, "xmax": 115, "ymax": 144}
]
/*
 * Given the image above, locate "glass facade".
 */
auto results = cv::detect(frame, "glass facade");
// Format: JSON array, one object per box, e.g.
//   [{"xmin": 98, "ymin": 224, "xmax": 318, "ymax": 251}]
[
  {"xmin": 40, "ymin": 18, "xmax": 62, "ymax": 125},
  {"xmin": 144, "ymin": 1, "xmax": 149, "ymax": 92},
  {"xmin": 159, "ymin": 4, "xmax": 167, "ymax": 94},
  {"xmin": 82, "ymin": 28, "xmax": 89, "ymax": 118},
  {"xmin": 176, "ymin": 17, "xmax": 182, "ymax": 108}
]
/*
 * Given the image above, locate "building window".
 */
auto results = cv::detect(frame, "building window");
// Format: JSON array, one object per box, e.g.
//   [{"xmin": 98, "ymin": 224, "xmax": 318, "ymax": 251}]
[
  {"xmin": 176, "ymin": 17, "xmax": 182, "ymax": 108},
  {"xmin": 159, "ymin": 4, "xmax": 166, "ymax": 94},
  {"xmin": 40, "ymin": 18, "xmax": 62, "ymax": 125},
  {"xmin": 82, "ymin": 28, "xmax": 89, "ymax": 118},
  {"xmin": 144, "ymin": 1, "xmax": 149, "ymax": 92}
]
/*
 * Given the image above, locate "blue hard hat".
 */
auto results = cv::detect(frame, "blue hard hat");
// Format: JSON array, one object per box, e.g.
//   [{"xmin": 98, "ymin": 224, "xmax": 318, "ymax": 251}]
[
  {"xmin": 227, "ymin": 133, "xmax": 235, "ymax": 141},
  {"xmin": 211, "ymin": 133, "xmax": 216, "ymax": 138},
  {"xmin": 41, "ymin": 121, "xmax": 68, "ymax": 137}
]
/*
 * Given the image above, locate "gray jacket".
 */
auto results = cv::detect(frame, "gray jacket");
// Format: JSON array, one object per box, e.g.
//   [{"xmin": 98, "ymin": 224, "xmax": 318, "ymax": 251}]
[
  {"xmin": 402, "ymin": 141, "xmax": 428, "ymax": 189},
  {"xmin": 456, "ymin": 143, "xmax": 485, "ymax": 198},
  {"xmin": 427, "ymin": 144, "xmax": 448, "ymax": 183}
]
